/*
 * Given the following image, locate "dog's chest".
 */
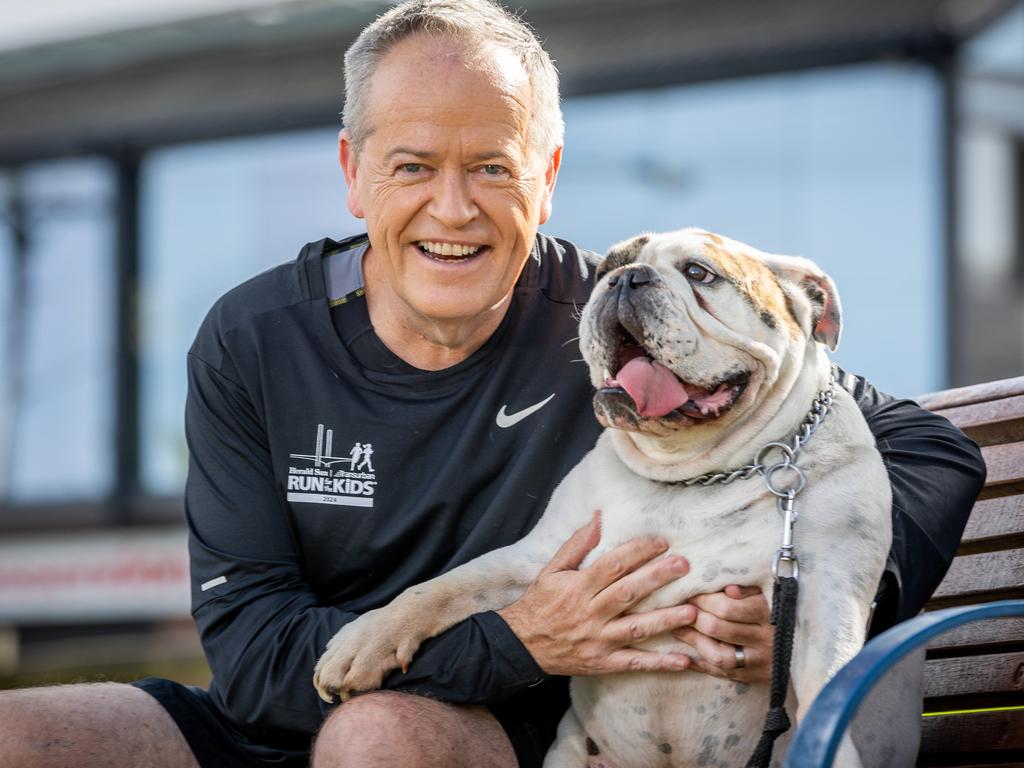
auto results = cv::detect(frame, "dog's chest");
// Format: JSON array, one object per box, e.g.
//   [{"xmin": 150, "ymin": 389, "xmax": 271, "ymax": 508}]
[{"xmin": 585, "ymin": 479, "xmax": 780, "ymax": 609}]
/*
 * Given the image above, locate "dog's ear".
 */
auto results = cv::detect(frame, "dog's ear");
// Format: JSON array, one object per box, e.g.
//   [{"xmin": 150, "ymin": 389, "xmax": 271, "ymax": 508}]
[{"xmin": 764, "ymin": 254, "xmax": 842, "ymax": 351}]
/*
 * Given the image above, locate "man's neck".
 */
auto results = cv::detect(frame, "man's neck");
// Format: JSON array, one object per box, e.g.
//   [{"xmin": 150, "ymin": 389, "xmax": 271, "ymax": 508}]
[{"xmin": 362, "ymin": 253, "xmax": 513, "ymax": 372}]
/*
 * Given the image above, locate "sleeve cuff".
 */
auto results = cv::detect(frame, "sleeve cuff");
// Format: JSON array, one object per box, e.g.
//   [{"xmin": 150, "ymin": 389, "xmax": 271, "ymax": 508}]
[{"xmin": 478, "ymin": 610, "xmax": 548, "ymax": 688}]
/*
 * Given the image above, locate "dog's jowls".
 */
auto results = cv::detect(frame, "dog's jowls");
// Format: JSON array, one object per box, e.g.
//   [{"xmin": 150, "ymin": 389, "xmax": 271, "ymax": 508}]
[{"xmin": 313, "ymin": 228, "xmax": 892, "ymax": 767}]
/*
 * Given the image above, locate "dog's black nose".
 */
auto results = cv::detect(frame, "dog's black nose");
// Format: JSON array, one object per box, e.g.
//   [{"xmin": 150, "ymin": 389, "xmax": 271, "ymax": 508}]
[
  {"xmin": 607, "ymin": 264, "xmax": 655, "ymax": 290},
  {"xmin": 627, "ymin": 266, "xmax": 653, "ymax": 288}
]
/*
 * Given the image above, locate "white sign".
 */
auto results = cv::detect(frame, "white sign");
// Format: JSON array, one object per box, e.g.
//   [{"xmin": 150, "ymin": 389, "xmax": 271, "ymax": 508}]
[{"xmin": 0, "ymin": 528, "xmax": 190, "ymax": 624}]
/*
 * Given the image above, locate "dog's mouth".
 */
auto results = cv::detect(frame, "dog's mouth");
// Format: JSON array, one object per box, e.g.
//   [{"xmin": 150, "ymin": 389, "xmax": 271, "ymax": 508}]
[{"xmin": 599, "ymin": 326, "xmax": 749, "ymax": 422}]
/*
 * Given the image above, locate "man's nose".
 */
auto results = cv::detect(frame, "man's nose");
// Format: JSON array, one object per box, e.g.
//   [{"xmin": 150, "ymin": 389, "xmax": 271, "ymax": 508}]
[{"xmin": 427, "ymin": 172, "xmax": 478, "ymax": 228}]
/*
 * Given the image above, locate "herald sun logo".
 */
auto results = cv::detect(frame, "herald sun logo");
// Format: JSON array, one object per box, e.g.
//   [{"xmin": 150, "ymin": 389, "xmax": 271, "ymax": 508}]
[{"xmin": 287, "ymin": 424, "xmax": 377, "ymax": 508}]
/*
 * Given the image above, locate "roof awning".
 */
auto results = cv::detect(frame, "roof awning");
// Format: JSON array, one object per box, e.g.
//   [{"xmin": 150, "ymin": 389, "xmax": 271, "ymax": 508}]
[{"xmin": 0, "ymin": 0, "xmax": 1016, "ymax": 162}]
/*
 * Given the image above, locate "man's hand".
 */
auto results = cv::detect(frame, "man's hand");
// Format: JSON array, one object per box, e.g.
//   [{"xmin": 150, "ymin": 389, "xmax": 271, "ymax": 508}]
[
  {"xmin": 497, "ymin": 512, "xmax": 697, "ymax": 676},
  {"xmin": 672, "ymin": 585, "xmax": 774, "ymax": 683}
]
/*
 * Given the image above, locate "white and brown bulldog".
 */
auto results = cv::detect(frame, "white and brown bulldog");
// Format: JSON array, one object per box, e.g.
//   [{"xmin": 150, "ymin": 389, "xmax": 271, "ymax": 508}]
[{"xmin": 313, "ymin": 228, "xmax": 893, "ymax": 767}]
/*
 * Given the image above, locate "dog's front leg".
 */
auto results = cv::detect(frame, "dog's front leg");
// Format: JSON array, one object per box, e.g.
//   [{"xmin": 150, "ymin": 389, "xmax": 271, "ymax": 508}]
[
  {"xmin": 313, "ymin": 467, "xmax": 599, "ymax": 702},
  {"xmin": 786, "ymin": 582, "xmax": 874, "ymax": 768},
  {"xmin": 313, "ymin": 537, "xmax": 554, "ymax": 702}
]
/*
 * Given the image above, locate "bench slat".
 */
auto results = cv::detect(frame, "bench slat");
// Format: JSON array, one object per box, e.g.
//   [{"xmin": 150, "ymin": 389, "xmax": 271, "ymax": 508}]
[
  {"xmin": 977, "ymin": 442, "xmax": 1024, "ymax": 499},
  {"xmin": 919, "ymin": 708, "xmax": 1024, "ymax": 755},
  {"xmin": 922, "ymin": 651, "xmax": 1024, "ymax": 700},
  {"xmin": 917, "ymin": 376, "xmax": 1024, "ymax": 411},
  {"xmin": 930, "ymin": 550, "xmax": 1024, "ymax": 606},
  {"xmin": 927, "ymin": 617, "xmax": 1024, "ymax": 658},
  {"xmin": 930, "ymin": 395, "xmax": 1024, "ymax": 447},
  {"xmin": 958, "ymin": 495, "xmax": 1024, "ymax": 555}
]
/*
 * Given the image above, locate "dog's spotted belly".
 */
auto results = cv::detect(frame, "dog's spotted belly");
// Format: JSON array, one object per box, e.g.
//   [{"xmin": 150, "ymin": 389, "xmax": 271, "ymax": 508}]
[{"xmin": 572, "ymin": 673, "xmax": 770, "ymax": 768}]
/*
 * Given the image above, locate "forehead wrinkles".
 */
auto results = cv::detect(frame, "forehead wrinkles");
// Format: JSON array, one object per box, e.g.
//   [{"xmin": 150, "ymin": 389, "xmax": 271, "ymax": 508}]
[
  {"xmin": 702, "ymin": 242, "xmax": 801, "ymax": 339},
  {"xmin": 364, "ymin": 35, "xmax": 533, "ymax": 146}
]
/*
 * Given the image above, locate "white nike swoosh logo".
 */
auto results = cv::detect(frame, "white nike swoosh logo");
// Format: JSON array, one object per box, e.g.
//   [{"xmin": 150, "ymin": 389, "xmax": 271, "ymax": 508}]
[{"xmin": 496, "ymin": 393, "xmax": 556, "ymax": 428}]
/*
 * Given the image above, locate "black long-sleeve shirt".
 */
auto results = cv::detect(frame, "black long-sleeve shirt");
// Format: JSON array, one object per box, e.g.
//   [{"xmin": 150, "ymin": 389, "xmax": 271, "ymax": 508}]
[{"xmin": 184, "ymin": 233, "xmax": 985, "ymax": 757}]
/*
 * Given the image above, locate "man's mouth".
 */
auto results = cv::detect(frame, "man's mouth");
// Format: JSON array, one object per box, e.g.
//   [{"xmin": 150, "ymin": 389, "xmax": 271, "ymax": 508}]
[
  {"xmin": 417, "ymin": 240, "xmax": 487, "ymax": 263},
  {"xmin": 600, "ymin": 326, "xmax": 748, "ymax": 421}
]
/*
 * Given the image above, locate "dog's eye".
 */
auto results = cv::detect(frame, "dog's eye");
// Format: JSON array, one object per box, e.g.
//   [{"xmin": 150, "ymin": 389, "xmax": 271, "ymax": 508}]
[{"xmin": 683, "ymin": 262, "xmax": 717, "ymax": 285}]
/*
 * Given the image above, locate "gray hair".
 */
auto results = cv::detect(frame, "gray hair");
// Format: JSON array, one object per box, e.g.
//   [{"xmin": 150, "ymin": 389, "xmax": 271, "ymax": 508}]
[{"xmin": 343, "ymin": 0, "xmax": 563, "ymax": 159}]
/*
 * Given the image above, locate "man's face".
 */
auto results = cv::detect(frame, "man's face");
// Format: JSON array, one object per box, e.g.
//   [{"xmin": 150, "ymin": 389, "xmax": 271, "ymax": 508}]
[{"xmin": 339, "ymin": 34, "xmax": 561, "ymax": 329}]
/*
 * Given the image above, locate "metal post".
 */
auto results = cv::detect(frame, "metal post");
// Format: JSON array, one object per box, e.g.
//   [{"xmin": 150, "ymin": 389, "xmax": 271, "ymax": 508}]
[
  {"xmin": 939, "ymin": 52, "xmax": 962, "ymax": 387},
  {"xmin": 113, "ymin": 150, "xmax": 141, "ymax": 524}
]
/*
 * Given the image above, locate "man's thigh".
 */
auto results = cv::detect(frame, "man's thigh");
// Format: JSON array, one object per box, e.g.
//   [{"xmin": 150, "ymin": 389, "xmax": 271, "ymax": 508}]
[
  {"xmin": 0, "ymin": 682, "xmax": 199, "ymax": 768},
  {"xmin": 313, "ymin": 691, "xmax": 518, "ymax": 768}
]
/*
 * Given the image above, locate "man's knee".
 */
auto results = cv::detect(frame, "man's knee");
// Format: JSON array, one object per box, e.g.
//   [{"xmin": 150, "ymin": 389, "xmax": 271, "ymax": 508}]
[
  {"xmin": 312, "ymin": 691, "xmax": 515, "ymax": 768},
  {"xmin": 313, "ymin": 691, "xmax": 446, "ymax": 764},
  {"xmin": 0, "ymin": 682, "xmax": 198, "ymax": 768}
]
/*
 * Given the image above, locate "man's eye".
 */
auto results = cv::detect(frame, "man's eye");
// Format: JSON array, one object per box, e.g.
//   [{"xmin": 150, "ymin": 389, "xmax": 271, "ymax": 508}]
[
  {"xmin": 398, "ymin": 163, "xmax": 425, "ymax": 174},
  {"xmin": 480, "ymin": 164, "xmax": 509, "ymax": 176},
  {"xmin": 683, "ymin": 262, "xmax": 717, "ymax": 285}
]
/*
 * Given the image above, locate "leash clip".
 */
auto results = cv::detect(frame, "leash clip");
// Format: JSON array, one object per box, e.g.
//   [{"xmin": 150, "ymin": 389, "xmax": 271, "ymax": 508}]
[
  {"xmin": 772, "ymin": 550, "xmax": 799, "ymax": 581},
  {"xmin": 772, "ymin": 491, "xmax": 799, "ymax": 582}
]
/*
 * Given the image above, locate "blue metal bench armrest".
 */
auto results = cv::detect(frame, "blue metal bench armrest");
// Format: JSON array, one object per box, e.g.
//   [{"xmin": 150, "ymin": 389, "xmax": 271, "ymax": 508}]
[{"xmin": 784, "ymin": 599, "xmax": 1024, "ymax": 768}]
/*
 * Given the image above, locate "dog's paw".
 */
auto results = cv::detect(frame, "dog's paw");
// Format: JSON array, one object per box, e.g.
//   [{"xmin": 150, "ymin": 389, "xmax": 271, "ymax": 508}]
[{"xmin": 312, "ymin": 609, "xmax": 423, "ymax": 703}]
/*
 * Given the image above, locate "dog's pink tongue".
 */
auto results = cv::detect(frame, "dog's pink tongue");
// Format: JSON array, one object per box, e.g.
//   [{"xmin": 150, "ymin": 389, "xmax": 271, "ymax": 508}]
[{"xmin": 615, "ymin": 356, "xmax": 689, "ymax": 417}]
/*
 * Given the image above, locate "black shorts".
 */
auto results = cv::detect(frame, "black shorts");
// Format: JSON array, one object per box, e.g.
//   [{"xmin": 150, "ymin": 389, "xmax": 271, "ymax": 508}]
[{"xmin": 133, "ymin": 677, "xmax": 568, "ymax": 767}]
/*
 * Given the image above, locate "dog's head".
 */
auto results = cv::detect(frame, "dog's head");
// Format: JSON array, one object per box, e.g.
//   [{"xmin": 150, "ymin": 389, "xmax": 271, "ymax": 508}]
[{"xmin": 579, "ymin": 228, "xmax": 841, "ymax": 476}]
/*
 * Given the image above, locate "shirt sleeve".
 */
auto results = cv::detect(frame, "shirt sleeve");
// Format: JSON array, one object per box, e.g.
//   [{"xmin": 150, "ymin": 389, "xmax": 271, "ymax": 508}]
[
  {"xmin": 185, "ymin": 351, "xmax": 546, "ymax": 742},
  {"xmin": 833, "ymin": 367, "xmax": 987, "ymax": 636}
]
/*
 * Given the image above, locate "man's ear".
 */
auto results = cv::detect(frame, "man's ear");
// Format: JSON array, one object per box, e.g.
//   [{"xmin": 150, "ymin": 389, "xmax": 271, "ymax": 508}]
[
  {"xmin": 338, "ymin": 129, "xmax": 365, "ymax": 220},
  {"xmin": 537, "ymin": 145, "xmax": 563, "ymax": 225},
  {"xmin": 764, "ymin": 254, "xmax": 843, "ymax": 351}
]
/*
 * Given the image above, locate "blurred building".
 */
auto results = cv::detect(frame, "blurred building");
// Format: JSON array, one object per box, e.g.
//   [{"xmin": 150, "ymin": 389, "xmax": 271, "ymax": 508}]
[{"xmin": 0, "ymin": 0, "xmax": 1022, "ymax": 686}]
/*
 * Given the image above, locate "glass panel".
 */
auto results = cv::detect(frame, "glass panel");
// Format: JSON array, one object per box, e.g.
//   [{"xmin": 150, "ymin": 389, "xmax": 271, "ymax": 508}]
[
  {"xmin": 5, "ymin": 158, "xmax": 116, "ymax": 502},
  {"xmin": 140, "ymin": 127, "xmax": 360, "ymax": 496},
  {"xmin": 549, "ymin": 62, "xmax": 943, "ymax": 397},
  {"xmin": 957, "ymin": 2, "xmax": 1024, "ymax": 386},
  {"xmin": 962, "ymin": 1, "xmax": 1024, "ymax": 78}
]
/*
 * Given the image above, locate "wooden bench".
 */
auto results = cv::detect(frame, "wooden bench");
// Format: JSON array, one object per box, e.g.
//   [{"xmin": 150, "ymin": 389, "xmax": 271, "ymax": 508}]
[{"xmin": 915, "ymin": 376, "xmax": 1024, "ymax": 767}]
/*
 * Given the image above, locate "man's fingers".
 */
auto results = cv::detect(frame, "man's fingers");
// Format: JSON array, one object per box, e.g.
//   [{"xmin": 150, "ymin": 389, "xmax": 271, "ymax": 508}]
[
  {"xmin": 590, "ymin": 551, "xmax": 687, "ymax": 611},
  {"xmin": 688, "ymin": 589, "xmax": 769, "ymax": 625},
  {"xmin": 604, "ymin": 604, "xmax": 697, "ymax": 644},
  {"xmin": 688, "ymin": 608, "xmax": 768, "ymax": 647},
  {"xmin": 672, "ymin": 627, "xmax": 766, "ymax": 682},
  {"xmin": 724, "ymin": 584, "xmax": 762, "ymax": 600},
  {"xmin": 545, "ymin": 511, "xmax": 602, "ymax": 572},
  {"xmin": 603, "ymin": 649, "xmax": 692, "ymax": 674},
  {"xmin": 586, "ymin": 536, "xmax": 672, "ymax": 592}
]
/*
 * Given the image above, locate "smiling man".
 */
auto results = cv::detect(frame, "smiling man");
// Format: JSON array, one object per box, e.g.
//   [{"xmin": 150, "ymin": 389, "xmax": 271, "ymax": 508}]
[{"xmin": 0, "ymin": 2, "xmax": 985, "ymax": 768}]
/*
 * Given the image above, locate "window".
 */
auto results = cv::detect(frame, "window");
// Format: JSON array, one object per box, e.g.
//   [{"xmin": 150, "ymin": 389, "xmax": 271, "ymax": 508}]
[
  {"xmin": 956, "ymin": 1, "xmax": 1024, "ymax": 385},
  {"xmin": 2, "ymin": 158, "xmax": 116, "ymax": 503},
  {"xmin": 139, "ymin": 128, "xmax": 361, "ymax": 495}
]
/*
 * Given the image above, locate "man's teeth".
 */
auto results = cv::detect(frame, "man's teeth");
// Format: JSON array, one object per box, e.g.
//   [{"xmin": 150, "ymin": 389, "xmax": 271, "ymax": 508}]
[{"xmin": 418, "ymin": 241, "xmax": 481, "ymax": 258}]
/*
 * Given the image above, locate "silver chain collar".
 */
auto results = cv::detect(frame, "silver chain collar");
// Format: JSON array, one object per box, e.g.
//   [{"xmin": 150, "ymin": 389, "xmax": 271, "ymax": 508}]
[
  {"xmin": 672, "ymin": 374, "xmax": 837, "ymax": 580},
  {"xmin": 675, "ymin": 375, "xmax": 836, "ymax": 489}
]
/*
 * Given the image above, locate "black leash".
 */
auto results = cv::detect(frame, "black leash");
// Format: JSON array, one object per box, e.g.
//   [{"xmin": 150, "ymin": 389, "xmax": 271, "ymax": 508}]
[{"xmin": 745, "ymin": 573, "xmax": 799, "ymax": 767}]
